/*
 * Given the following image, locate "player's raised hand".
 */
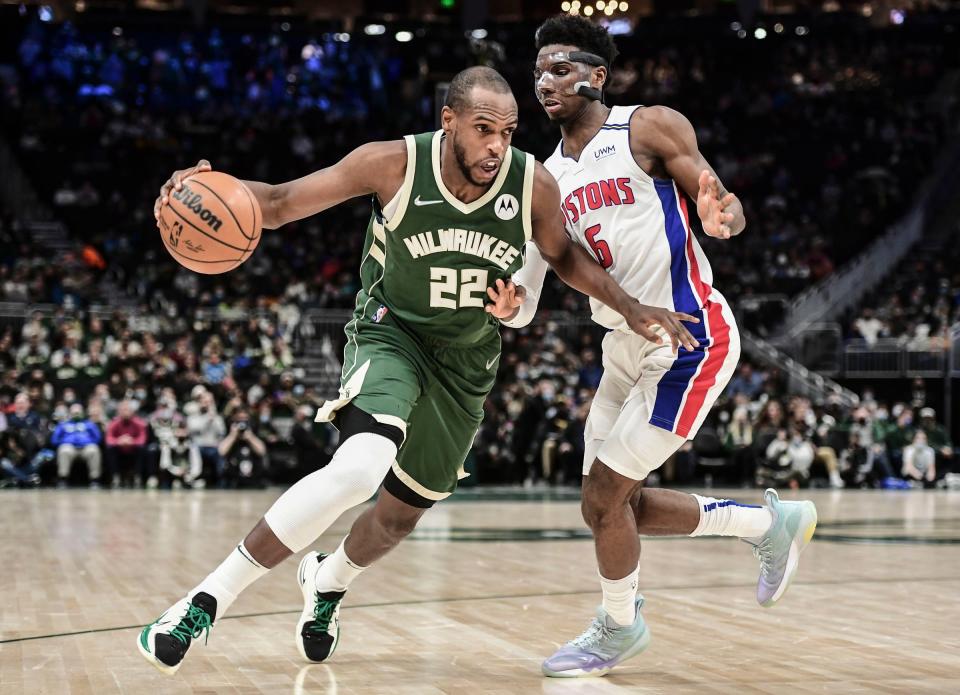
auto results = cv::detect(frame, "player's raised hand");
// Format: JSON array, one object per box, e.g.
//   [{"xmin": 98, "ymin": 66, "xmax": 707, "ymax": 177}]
[
  {"xmin": 624, "ymin": 303, "xmax": 700, "ymax": 352},
  {"xmin": 485, "ymin": 279, "xmax": 526, "ymax": 320},
  {"xmin": 696, "ymin": 170, "xmax": 737, "ymax": 240},
  {"xmin": 154, "ymin": 159, "xmax": 212, "ymax": 220}
]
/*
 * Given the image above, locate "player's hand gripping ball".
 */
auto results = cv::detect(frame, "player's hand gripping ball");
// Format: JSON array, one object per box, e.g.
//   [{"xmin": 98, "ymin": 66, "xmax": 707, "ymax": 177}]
[{"xmin": 156, "ymin": 161, "xmax": 262, "ymax": 274}]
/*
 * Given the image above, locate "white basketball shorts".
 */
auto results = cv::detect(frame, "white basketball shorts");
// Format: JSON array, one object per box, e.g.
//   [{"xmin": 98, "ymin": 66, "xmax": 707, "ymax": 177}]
[{"xmin": 584, "ymin": 294, "xmax": 741, "ymax": 480}]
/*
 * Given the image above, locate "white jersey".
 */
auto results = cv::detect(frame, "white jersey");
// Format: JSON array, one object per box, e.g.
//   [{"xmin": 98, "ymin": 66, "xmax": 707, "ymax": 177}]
[
  {"xmin": 509, "ymin": 105, "xmax": 741, "ymax": 459},
  {"xmin": 543, "ymin": 105, "xmax": 717, "ymax": 331}
]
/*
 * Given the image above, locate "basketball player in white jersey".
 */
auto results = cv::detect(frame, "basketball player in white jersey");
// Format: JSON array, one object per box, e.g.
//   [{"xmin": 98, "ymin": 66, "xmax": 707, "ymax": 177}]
[{"xmin": 502, "ymin": 15, "xmax": 820, "ymax": 677}]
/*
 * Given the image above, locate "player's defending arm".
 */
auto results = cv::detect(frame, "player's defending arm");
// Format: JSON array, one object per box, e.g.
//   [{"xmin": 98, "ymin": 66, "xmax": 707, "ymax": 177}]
[
  {"xmin": 530, "ymin": 163, "xmax": 699, "ymax": 351},
  {"xmin": 632, "ymin": 106, "xmax": 745, "ymax": 239},
  {"xmin": 153, "ymin": 141, "xmax": 407, "ymax": 229},
  {"xmin": 484, "ymin": 241, "xmax": 548, "ymax": 329}
]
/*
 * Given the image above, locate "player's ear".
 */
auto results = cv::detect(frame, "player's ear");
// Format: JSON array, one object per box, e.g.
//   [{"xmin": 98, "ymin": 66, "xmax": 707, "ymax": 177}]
[
  {"xmin": 592, "ymin": 66, "xmax": 608, "ymax": 90},
  {"xmin": 440, "ymin": 105, "xmax": 456, "ymax": 134}
]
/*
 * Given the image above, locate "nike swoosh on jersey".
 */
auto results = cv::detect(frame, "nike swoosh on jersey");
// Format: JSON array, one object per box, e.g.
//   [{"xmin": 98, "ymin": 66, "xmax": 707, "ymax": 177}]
[
  {"xmin": 413, "ymin": 195, "xmax": 444, "ymax": 206},
  {"xmin": 486, "ymin": 357, "xmax": 498, "ymax": 369}
]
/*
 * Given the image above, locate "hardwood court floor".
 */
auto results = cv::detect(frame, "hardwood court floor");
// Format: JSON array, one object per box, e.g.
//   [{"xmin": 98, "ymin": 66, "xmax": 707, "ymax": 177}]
[{"xmin": 2, "ymin": 487, "xmax": 959, "ymax": 694}]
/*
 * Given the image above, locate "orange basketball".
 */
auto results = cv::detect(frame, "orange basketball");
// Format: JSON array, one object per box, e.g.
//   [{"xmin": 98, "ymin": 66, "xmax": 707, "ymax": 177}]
[{"xmin": 158, "ymin": 170, "xmax": 262, "ymax": 274}]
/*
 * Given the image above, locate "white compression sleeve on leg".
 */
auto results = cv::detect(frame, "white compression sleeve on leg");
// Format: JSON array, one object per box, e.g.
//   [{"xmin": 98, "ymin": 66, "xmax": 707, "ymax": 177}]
[{"xmin": 263, "ymin": 432, "xmax": 396, "ymax": 553}]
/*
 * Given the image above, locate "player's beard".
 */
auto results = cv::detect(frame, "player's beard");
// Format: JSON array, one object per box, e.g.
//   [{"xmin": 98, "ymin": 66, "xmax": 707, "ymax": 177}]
[{"xmin": 452, "ymin": 133, "xmax": 489, "ymax": 187}]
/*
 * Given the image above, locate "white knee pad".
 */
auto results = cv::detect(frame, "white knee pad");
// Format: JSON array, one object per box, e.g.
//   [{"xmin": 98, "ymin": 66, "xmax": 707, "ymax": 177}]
[{"xmin": 264, "ymin": 432, "xmax": 396, "ymax": 553}]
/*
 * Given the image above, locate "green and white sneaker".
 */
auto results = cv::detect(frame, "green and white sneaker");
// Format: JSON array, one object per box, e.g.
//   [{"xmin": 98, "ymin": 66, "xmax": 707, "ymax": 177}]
[
  {"xmin": 137, "ymin": 592, "xmax": 216, "ymax": 675},
  {"xmin": 747, "ymin": 488, "xmax": 818, "ymax": 607},
  {"xmin": 296, "ymin": 551, "xmax": 346, "ymax": 662}
]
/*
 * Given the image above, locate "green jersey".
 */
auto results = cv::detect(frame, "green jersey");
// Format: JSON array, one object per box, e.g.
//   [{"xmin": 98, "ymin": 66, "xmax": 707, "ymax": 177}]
[{"xmin": 355, "ymin": 130, "xmax": 534, "ymax": 345}]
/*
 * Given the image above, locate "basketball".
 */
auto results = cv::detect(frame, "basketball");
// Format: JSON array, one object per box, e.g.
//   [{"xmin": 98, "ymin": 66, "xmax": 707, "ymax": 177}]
[{"xmin": 158, "ymin": 170, "xmax": 262, "ymax": 274}]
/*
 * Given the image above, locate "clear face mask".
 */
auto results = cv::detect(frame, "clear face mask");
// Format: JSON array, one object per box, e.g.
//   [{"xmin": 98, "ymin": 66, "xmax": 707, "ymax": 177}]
[{"xmin": 534, "ymin": 51, "xmax": 606, "ymax": 101}]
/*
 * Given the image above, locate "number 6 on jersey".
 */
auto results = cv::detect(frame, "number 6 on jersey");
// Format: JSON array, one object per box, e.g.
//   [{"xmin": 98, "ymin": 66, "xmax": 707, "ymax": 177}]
[{"xmin": 585, "ymin": 224, "xmax": 613, "ymax": 269}]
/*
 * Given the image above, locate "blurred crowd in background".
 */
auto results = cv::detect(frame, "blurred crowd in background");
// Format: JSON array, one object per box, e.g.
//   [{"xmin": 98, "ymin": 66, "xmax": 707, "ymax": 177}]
[
  {"xmin": 0, "ymin": 7, "xmax": 958, "ymax": 489},
  {"xmin": 0, "ymin": 307, "xmax": 952, "ymax": 490}
]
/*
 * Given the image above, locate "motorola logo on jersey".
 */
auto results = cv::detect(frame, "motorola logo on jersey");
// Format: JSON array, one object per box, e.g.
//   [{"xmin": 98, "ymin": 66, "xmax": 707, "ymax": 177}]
[
  {"xmin": 494, "ymin": 193, "xmax": 519, "ymax": 221},
  {"xmin": 562, "ymin": 178, "xmax": 636, "ymax": 225}
]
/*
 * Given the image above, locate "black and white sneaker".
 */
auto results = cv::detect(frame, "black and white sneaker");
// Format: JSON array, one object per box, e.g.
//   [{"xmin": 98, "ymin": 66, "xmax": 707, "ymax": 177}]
[
  {"xmin": 137, "ymin": 592, "xmax": 217, "ymax": 675},
  {"xmin": 296, "ymin": 552, "xmax": 345, "ymax": 662}
]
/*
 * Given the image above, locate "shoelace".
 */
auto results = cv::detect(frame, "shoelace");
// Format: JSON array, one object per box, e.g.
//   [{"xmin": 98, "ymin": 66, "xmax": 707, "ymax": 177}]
[
  {"xmin": 308, "ymin": 593, "xmax": 339, "ymax": 633},
  {"xmin": 752, "ymin": 537, "xmax": 775, "ymax": 580},
  {"xmin": 570, "ymin": 618, "xmax": 614, "ymax": 649},
  {"xmin": 169, "ymin": 604, "xmax": 212, "ymax": 646}
]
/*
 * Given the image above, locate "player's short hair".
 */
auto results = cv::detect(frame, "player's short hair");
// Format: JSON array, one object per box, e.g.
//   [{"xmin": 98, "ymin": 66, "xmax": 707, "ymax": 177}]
[
  {"xmin": 445, "ymin": 66, "xmax": 513, "ymax": 112},
  {"xmin": 534, "ymin": 14, "xmax": 619, "ymax": 75}
]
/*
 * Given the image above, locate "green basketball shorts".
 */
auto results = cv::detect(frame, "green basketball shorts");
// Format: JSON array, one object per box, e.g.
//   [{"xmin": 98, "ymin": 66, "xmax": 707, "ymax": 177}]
[{"xmin": 316, "ymin": 304, "xmax": 500, "ymax": 507}]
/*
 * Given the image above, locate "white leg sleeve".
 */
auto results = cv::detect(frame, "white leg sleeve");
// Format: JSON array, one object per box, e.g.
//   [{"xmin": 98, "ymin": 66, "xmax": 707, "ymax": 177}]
[{"xmin": 263, "ymin": 432, "xmax": 396, "ymax": 553}]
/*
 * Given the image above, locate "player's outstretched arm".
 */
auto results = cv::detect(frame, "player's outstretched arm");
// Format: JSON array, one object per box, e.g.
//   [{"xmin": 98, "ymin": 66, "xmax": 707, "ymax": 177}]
[
  {"xmin": 632, "ymin": 106, "xmax": 746, "ymax": 239},
  {"xmin": 530, "ymin": 163, "xmax": 700, "ymax": 352},
  {"xmin": 153, "ymin": 140, "xmax": 407, "ymax": 229}
]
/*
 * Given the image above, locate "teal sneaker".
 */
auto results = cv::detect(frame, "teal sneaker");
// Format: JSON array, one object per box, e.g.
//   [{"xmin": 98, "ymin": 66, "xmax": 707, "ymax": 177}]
[
  {"xmin": 296, "ymin": 551, "xmax": 345, "ymax": 662},
  {"xmin": 747, "ymin": 488, "xmax": 818, "ymax": 607},
  {"xmin": 137, "ymin": 592, "xmax": 216, "ymax": 675},
  {"xmin": 542, "ymin": 596, "xmax": 651, "ymax": 678}
]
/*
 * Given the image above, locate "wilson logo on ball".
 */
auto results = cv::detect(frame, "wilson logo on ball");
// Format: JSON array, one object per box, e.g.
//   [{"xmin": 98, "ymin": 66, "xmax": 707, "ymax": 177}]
[{"xmin": 171, "ymin": 184, "xmax": 224, "ymax": 232}]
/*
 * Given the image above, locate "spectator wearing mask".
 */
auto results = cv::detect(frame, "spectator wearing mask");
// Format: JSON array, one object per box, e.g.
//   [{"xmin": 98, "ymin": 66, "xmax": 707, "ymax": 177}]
[
  {"xmin": 839, "ymin": 431, "xmax": 871, "ymax": 488},
  {"xmin": 883, "ymin": 406, "xmax": 916, "ymax": 470},
  {"xmin": 902, "ymin": 431, "xmax": 936, "ymax": 487},
  {"xmin": 186, "ymin": 388, "xmax": 226, "ymax": 486},
  {"xmin": 218, "ymin": 409, "xmax": 267, "ymax": 488},
  {"xmin": 16, "ymin": 334, "xmax": 50, "ymax": 371},
  {"xmin": 82, "ymin": 339, "xmax": 109, "ymax": 382},
  {"xmin": 722, "ymin": 396, "xmax": 755, "ymax": 485},
  {"xmin": 105, "ymin": 399, "xmax": 148, "ymax": 487},
  {"xmin": 255, "ymin": 401, "xmax": 281, "ymax": 450},
  {"xmin": 577, "ymin": 348, "xmax": 602, "ymax": 390},
  {"xmin": 1, "ymin": 423, "xmax": 41, "ymax": 486},
  {"xmin": 917, "ymin": 407, "xmax": 954, "ymax": 474},
  {"xmin": 853, "ymin": 308, "xmax": 886, "ymax": 346},
  {"xmin": 6, "ymin": 392, "xmax": 49, "ymax": 480},
  {"xmin": 7, "ymin": 392, "xmax": 44, "ymax": 437},
  {"xmin": 150, "ymin": 398, "xmax": 190, "ymax": 488},
  {"xmin": 49, "ymin": 334, "xmax": 86, "ymax": 382},
  {"xmin": 52, "ymin": 403, "xmax": 102, "ymax": 486},
  {"xmin": 760, "ymin": 423, "xmax": 816, "ymax": 489}
]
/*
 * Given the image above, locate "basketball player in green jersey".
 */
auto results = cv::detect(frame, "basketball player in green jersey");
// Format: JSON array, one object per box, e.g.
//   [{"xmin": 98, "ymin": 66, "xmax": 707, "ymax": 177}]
[{"xmin": 139, "ymin": 66, "xmax": 699, "ymax": 675}]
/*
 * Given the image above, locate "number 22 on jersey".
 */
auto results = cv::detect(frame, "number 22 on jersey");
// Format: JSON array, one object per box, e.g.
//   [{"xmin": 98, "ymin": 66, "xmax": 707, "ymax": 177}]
[{"xmin": 429, "ymin": 267, "xmax": 489, "ymax": 309}]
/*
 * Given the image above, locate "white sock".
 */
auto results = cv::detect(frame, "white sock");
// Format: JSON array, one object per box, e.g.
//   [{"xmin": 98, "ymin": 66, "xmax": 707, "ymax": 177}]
[
  {"xmin": 600, "ymin": 565, "xmax": 639, "ymax": 627},
  {"xmin": 263, "ymin": 432, "xmax": 396, "ymax": 553},
  {"xmin": 189, "ymin": 542, "xmax": 268, "ymax": 620},
  {"xmin": 688, "ymin": 494, "xmax": 773, "ymax": 539},
  {"xmin": 315, "ymin": 536, "xmax": 367, "ymax": 593}
]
